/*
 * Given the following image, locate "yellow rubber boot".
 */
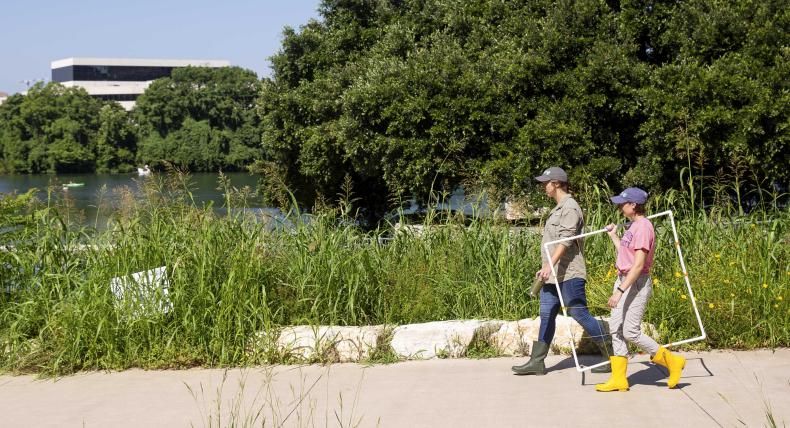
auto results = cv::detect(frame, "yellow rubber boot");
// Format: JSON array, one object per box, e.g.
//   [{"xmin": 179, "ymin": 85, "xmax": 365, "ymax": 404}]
[
  {"xmin": 595, "ymin": 356, "xmax": 629, "ymax": 392},
  {"xmin": 652, "ymin": 347, "xmax": 686, "ymax": 388}
]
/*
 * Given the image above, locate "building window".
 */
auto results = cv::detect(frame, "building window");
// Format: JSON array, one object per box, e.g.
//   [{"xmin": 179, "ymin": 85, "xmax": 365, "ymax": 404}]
[
  {"xmin": 52, "ymin": 66, "xmax": 74, "ymax": 82},
  {"xmin": 52, "ymin": 65, "xmax": 176, "ymax": 82},
  {"xmin": 94, "ymin": 94, "xmax": 140, "ymax": 101}
]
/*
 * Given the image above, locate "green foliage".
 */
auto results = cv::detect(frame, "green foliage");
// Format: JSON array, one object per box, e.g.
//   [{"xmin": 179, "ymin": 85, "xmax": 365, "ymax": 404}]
[
  {"xmin": 260, "ymin": 0, "xmax": 789, "ymax": 214},
  {"xmin": 0, "ymin": 189, "xmax": 37, "ymax": 242},
  {"xmin": 0, "ymin": 67, "xmax": 263, "ymax": 175},
  {"xmin": 0, "ymin": 0, "xmax": 786, "ymax": 219},
  {"xmin": 134, "ymin": 67, "xmax": 263, "ymax": 171},
  {"xmin": 0, "ymin": 165, "xmax": 788, "ymax": 375},
  {"xmin": 0, "ymin": 177, "xmax": 787, "ymax": 375},
  {"xmin": 0, "ymin": 190, "xmax": 39, "ymax": 303},
  {"xmin": 0, "ymin": 83, "xmax": 104, "ymax": 173},
  {"xmin": 96, "ymin": 104, "xmax": 137, "ymax": 173}
]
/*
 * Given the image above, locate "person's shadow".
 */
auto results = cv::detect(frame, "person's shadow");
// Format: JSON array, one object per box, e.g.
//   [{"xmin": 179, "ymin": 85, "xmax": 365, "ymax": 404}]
[
  {"xmin": 570, "ymin": 355, "xmax": 714, "ymax": 389},
  {"xmin": 550, "ymin": 319, "xmax": 713, "ymax": 389}
]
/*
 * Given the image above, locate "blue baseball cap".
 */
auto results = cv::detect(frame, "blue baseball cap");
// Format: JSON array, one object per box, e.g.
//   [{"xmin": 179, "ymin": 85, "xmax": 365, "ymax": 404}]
[{"xmin": 611, "ymin": 187, "xmax": 648, "ymax": 204}]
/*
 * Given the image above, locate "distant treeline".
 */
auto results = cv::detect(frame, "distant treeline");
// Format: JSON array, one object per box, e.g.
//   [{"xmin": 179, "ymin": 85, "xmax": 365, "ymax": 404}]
[
  {"xmin": 1, "ymin": 0, "xmax": 787, "ymax": 213},
  {"xmin": 0, "ymin": 66, "xmax": 261, "ymax": 175}
]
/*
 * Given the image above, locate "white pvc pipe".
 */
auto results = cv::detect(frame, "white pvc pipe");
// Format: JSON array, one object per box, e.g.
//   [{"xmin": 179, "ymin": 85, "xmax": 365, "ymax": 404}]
[
  {"xmin": 667, "ymin": 211, "xmax": 707, "ymax": 343},
  {"xmin": 541, "ymin": 209, "xmax": 706, "ymax": 373}
]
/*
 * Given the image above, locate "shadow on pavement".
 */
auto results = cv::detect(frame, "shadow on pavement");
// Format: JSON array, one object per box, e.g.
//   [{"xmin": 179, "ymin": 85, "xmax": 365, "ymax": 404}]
[{"xmin": 572, "ymin": 356, "xmax": 714, "ymax": 388}]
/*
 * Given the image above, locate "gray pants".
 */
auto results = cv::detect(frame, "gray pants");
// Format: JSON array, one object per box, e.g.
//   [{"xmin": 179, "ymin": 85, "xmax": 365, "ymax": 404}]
[{"xmin": 610, "ymin": 274, "xmax": 660, "ymax": 356}]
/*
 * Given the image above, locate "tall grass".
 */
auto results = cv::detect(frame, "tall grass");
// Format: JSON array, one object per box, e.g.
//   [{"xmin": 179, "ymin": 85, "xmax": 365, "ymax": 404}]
[{"xmin": 0, "ymin": 172, "xmax": 787, "ymax": 375}]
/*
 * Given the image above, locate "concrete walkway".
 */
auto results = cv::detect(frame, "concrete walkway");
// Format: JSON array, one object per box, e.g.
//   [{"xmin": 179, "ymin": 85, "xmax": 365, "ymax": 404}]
[{"xmin": 1, "ymin": 349, "xmax": 789, "ymax": 427}]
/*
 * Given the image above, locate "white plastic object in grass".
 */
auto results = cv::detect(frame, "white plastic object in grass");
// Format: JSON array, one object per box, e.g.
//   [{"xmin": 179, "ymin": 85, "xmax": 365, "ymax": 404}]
[
  {"xmin": 110, "ymin": 266, "xmax": 171, "ymax": 316},
  {"xmin": 542, "ymin": 210, "xmax": 706, "ymax": 373}
]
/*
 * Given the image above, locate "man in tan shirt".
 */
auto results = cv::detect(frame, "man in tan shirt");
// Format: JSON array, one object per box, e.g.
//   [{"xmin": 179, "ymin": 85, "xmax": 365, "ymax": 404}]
[{"xmin": 512, "ymin": 167, "xmax": 611, "ymax": 375}]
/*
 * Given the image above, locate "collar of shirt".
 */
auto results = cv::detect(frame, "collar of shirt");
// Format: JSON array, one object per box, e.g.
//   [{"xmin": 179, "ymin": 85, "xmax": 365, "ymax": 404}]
[{"xmin": 551, "ymin": 194, "xmax": 572, "ymax": 213}]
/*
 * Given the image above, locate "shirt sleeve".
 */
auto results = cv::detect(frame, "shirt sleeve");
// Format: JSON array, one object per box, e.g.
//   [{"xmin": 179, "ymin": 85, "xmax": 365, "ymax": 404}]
[
  {"xmin": 556, "ymin": 207, "xmax": 581, "ymax": 247},
  {"xmin": 630, "ymin": 221, "xmax": 654, "ymax": 252}
]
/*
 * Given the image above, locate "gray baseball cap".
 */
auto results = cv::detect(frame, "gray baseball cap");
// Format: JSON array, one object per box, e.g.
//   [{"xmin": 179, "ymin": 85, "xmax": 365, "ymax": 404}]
[{"xmin": 534, "ymin": 167, "xmax": 568, "ymax": 183}]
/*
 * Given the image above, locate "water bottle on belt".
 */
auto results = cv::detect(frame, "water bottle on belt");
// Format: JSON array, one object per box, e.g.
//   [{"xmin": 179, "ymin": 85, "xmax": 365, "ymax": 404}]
[{"xmin": 529, "ymin": 277, "xmax": 545, "ymax": 298}]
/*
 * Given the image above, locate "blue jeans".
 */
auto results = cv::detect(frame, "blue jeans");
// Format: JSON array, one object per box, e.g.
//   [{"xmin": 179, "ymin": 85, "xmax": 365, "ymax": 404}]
[{"xmin": 538, "ymin": 277, "xmax": 605, "ymax": 345}]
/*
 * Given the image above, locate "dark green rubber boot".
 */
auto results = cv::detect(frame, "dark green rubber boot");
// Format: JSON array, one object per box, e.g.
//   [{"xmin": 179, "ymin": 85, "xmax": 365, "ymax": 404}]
[
  {"xmin": 591, "ymin": 340, "xmax": 614, "ymax": 373},
  {"xmin": 511, "ymin": 341, "xmax": 550, "ymax": 375}
]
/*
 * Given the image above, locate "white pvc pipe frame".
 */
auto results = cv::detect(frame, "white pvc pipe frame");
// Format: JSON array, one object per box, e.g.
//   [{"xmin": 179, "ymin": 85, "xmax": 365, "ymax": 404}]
[{"xmin": 542, "ymin": 210, "xmax": 707, "ymax": 373}]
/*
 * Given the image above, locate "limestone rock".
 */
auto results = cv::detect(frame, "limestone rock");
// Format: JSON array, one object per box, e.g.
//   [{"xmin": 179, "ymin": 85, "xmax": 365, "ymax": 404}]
[
  {"xmin": 490, "ymin": 319, "xmax": 536, "ymax": 356},
  {"xmin": 277, "ymin": 325, "xmax": 383, "ymax": 362},
  {"xmin": 490, "ymin": 316, "xmax": 658, "ymax": 356},
  {"xmin": 390, "ymin": 320, "xmax": 502, "ymax": 359},
  {"xmin": 256, "ymin": 316, "xmax": 658, "ymax": 363}
]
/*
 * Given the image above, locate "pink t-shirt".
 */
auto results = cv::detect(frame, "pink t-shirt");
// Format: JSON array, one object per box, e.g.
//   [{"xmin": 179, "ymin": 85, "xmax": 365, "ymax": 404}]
[{"xmin": 616, "ymin": 217, "xmax": 655, "ymax": 275}]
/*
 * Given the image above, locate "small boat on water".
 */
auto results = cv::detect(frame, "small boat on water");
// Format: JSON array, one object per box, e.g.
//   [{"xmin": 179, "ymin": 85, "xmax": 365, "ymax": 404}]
[{"xmin": 62, "ymin": 182, "xmax": 85, "ymax": 188}]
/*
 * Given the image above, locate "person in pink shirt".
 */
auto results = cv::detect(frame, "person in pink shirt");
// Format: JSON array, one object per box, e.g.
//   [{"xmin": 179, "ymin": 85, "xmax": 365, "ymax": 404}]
[{"xmin": 596, "ymin": 187, "xmax": 687, "ymax": 392}]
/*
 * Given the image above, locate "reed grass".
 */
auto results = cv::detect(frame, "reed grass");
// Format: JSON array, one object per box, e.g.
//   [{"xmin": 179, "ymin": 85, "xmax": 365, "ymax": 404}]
[
  {"xmin": 0, "ymin": 172, "xmax": 787, "ymax": 375},
  {"xmin": 185, "ymin": 367, "xmax": 367, "ymax": 427}
]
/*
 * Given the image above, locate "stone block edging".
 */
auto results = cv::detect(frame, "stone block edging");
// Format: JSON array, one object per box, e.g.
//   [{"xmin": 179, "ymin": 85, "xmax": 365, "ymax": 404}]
[{"xmin": 254, "ymin": 316, "xmax": 658, "ymax": 363}]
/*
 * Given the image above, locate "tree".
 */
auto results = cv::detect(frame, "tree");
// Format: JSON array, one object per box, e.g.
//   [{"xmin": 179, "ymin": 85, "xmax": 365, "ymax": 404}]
[
  {"xmin": 96, "ymin": 104, "xmax": 137, "ymax": 173},
  {"xmin": 0, "ymin": 82, "xmax": 103, "ymax": 173},
  {"xmin": 259, "ymin": 0, "xmax": 788, "ymax": 215},
  {"xmin": 636, "ymin": 0, "xmax": 789, "ymax": 192},
  {"xmin": 134, "ymin": 66, "xmax": 262, "ymax": 171}
]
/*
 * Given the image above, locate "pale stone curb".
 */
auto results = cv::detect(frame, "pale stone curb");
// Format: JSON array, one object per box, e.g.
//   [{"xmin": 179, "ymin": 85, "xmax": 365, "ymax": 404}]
[{"xmin": 254, "ymin": 316, "xmax": 658, "ymax": 362}]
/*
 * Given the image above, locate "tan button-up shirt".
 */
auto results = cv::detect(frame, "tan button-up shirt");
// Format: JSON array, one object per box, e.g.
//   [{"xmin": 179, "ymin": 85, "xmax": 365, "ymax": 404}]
[{"xmin": 540, "ymin": 194, "xmax": 587, "ymax": 283}]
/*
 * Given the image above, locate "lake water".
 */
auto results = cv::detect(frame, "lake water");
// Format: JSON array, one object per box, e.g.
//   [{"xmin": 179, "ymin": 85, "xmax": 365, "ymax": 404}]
[
  {"xmin": 1, "ymin": 172, "xmax": 508, "ymax": 229},
  {"xmin": 0, "ymin": 172, "xmax": 272, "ymax": 227}
]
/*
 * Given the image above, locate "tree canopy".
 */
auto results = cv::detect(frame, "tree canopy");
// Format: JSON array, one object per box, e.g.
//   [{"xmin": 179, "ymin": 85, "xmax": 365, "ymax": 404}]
[
  {"xmin": 259, "ymin": 0, "xmax": 788, "ymax": 213},
  {"xmin": 0, "ymin": 1, "xmax": 786, "ymax": 216},
  {"xmin": 0, "ymin": 67, "xmax": 263, "ymax": 174},
  {"xmin": 133, "ymin": 66, "xmax": 262, "ymax": 172},
  {"xmin": 0, "ymin": 83, "xmax": 104, "ymax": 173}
]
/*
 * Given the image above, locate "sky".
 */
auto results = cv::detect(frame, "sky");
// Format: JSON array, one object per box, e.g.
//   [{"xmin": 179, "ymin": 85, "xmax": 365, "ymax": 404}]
[{"xmin": 0, "ymin": 0, "xmax": 321, "ymax": 94}]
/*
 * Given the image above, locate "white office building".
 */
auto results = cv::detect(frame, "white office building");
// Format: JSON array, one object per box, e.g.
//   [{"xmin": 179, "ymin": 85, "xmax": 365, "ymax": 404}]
[{"xmin": 51, "ymin": 57, "xmax": 230, "ymax": 110}]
